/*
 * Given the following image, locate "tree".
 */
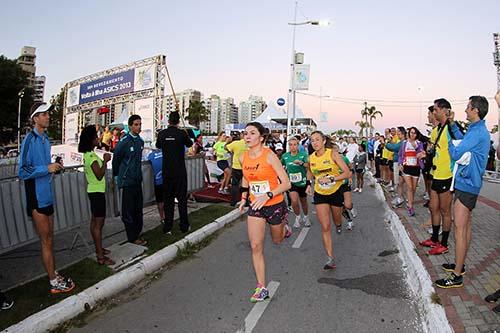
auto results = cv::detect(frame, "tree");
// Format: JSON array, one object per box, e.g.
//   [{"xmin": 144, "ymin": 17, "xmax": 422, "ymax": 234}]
[
  {"xmin": 490, "ymin": 124, "xmax": 498, "ymax": 134},
  {"xmin": 361, "ymin": 102, "xmax": 370, "ymax": 137},
  {"xmin": 185, "ymin": 100, "xmax": 209, "ymax": 128},
  {"xmin": 333, "ymin": 129, "xmax": 356, "ymax": 137},
  {"xmin": 0, "ymin": 55, "xmax": 34, "ymax": 144},
  {"xmin": 367, "ymin": 106, "xmax": 383, "ymax": 136},
  {"xmin": 48, "ymin": 88, "xmax": 65, "ymax": 141},
  {"xmin": 354, "ymin": 120, "xmax": 370, "ymax": 137}
]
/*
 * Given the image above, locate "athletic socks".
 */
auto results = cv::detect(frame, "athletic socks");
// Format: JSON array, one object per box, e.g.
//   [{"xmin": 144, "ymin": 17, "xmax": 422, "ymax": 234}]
[
  {"xmin": 431, "ymin": 225, "xmax": 441, "ymax": 243},
  {"xmin": 441, "ymin": 231, "xmax": 450, "ymax": 247}
]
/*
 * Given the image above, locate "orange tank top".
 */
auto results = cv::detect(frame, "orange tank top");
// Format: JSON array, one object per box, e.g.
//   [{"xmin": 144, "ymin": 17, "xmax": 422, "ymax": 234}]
[{"xmin": 242, "ymin": 147, "xmax": 283, "ymax": 206}]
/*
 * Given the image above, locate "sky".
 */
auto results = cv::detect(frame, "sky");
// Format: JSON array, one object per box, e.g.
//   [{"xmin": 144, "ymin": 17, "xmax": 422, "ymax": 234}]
[{"xmin": 1, "ymin": 0, "xmax": 499, "ymax": 134}]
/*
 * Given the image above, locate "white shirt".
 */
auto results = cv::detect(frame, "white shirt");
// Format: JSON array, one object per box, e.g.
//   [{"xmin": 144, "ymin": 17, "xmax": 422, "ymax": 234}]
[{"xmin": 346, "ymin": 143, "xmax": 359, "ymax": 163}]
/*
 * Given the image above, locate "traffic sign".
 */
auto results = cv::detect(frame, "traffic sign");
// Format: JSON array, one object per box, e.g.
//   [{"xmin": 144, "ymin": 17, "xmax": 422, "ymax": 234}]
[{"xmin": 277, "ymin": 98, "xmax": 285, "ymax": 106}]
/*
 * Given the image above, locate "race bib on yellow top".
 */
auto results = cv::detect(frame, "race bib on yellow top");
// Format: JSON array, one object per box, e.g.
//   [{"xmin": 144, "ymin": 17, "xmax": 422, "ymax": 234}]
[
  {"xmin": 250, "ymin": 181, "xmax": 270, "ymax": 196},
  {"xmin": 318, "ymin": 178, "xmax": 335, "ymax": 190},
  {"xmin": 289, "ymin": 172, "xmax": 303, "ymax": 183}
]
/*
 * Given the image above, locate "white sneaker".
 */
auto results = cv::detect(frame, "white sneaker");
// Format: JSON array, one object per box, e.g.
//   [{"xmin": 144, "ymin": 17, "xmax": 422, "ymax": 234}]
[
  {"xmin": 358, "ymin": 188, "xmax": 363, "ymax": 193},
  {"xmin": 350, "ymin": 208, "xmax": 358, "ymax": 218},
  {"xmin": 393, "ymin": 197, "xmax": 404, "ymax": 207},
  {"xmin": 388, "ymin": 186, "xmax": 395, "ymax": 192},
  {"xmin": 347, "ymin": 221, "xmax": 353, "ymax": 230},
  {"xmin": 303, "ymin": 215, "xmax": 311, "ymax": 227},
  {"xmin": 353, "ymin": 188, "xmax": 359, "ymax": 192},
  {"xmin": 293, "ymin": 216, "xmax": 301, "ymax": 228},
  {"xmin": 423, "ymin": 193, "xmax": 429, "ymax": 200}
]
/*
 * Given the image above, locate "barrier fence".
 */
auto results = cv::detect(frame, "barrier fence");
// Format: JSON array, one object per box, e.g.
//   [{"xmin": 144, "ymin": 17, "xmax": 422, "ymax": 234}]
[{"xmin": 0, "ymin": 156, "xmax": 205, "ymax": 255}]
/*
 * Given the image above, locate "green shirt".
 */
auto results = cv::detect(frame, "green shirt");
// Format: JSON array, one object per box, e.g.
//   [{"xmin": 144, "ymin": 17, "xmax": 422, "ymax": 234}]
[
  {"xmin": 213, "ymin": 141, "xmax": 229, "ymax": 161},
  {"xmin": 84, "ymin": 152, "xmax": 105, "ymax": 193},
  {"xmin": 281, "ymin": 151, "xmax": 308, "ymax": 187}
]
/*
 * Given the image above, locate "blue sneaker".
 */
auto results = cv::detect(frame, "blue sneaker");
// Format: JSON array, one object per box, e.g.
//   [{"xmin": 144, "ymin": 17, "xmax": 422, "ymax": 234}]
[{"xmin": 250, "ymin": 285, "xmax": 269, "ymax": 302}]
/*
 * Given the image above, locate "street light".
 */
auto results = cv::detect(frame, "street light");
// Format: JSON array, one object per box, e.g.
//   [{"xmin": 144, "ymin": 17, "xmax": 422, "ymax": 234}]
[
  {"xmin": 17, "ymin": 88, "xmax": 25, "ymax": 153},
  {"xmin": 286, "ymin": 1, "xmax": 329, "ymax": 143}
]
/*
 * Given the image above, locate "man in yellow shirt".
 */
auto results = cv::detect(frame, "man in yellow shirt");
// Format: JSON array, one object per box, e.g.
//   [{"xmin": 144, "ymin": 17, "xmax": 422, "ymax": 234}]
[
  {"xmin": 226, "ymin": 131, "xmax": 247, "ymax": 206},
  {"xmin": 419, "ymin": 98, "xmax": 454, "ymax": 256}
]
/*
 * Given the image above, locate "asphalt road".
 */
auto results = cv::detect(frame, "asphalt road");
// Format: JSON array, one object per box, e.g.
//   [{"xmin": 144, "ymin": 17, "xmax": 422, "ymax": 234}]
[{"xmin": 70, "ymin": 183, "xmax": 423, "ymax": 333}]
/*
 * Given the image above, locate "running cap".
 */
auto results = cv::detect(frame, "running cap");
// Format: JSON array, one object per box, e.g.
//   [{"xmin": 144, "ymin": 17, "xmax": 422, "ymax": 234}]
[{"xmin": 31, "ymin": 103, "xmax": 54, "ymax": 119}]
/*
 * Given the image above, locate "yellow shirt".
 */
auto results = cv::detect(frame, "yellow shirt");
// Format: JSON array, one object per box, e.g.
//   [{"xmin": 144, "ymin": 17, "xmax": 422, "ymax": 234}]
[
  {"xmin": 101, "ymin": 131, "xmax": 112, "ymax": 145},
  {"xmin": 309, "ymin": 148, "xmax": 343, "ymax": 195},
  {"xmin": 226, "ymin": 139, "xmax": 247, "ymax": 170},
  {"xmin": 382, "ymin": 136, "xmax": 399, "ymax": 160},
  {"xmin": 430, "ymin": 124, "xmax": 453, "ymax": 180}
]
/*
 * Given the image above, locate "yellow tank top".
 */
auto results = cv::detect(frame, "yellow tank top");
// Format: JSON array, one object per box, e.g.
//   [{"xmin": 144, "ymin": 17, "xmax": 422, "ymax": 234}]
[{"xmin": 309, "ymin": 148, "xmax": 343, "ymax": 195}]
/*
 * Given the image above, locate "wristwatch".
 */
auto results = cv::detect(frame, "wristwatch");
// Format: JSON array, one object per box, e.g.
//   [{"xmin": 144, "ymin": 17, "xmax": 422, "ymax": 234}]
[{"xmin": 266, "ymin": 191, "xmax": 274, "ymax": 199}]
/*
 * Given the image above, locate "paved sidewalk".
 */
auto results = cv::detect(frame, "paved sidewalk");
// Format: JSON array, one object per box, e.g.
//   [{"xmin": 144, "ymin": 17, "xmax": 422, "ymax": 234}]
[{"xmin": 381, "ymin": 180, "xmax": 500, "ymax": 333}]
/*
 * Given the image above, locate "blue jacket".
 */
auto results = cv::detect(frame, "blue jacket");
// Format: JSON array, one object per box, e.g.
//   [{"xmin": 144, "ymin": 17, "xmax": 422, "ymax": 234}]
[
  {"xmin": 18, "ymin": 128, "xmax": 53, "ymax": 208},
  {"xmin": 449, "ymin": 120, "xmax": 489, "ymax": 195},
  {"xmin": 386, "ymin": 140, "xmax": 403, "ymax": 163},
  {"xmin": 112, "ymin": 133, "xmax": 144, "ymax": 188}
]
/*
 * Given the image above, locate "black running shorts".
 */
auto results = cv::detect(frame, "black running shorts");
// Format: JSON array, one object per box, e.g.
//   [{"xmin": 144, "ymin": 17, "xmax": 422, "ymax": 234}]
[
  {"xmin": 88, "ymin": 192, "xmax": 106, "ymax": 218},
  {"xmin": 154, "ymin": 184, "xmax": 164, "ymax": 203},
  {"xmin": 431, "ymin": 177, "xmax": 452, "ymax": 194},
  {"xmin": 248, "ymin": 200, "xmax": 288, "ymax": 225},
  {"xmin": 290, "ymin": 184, "xmax": 307, "ymax": 198},
  {"xmin": 454, "ymin": 189, "xmax": 478, "ymax": 211},
  {"xmin": 313, "ymin": 190, "xmax": 344, "ymax": 207}
]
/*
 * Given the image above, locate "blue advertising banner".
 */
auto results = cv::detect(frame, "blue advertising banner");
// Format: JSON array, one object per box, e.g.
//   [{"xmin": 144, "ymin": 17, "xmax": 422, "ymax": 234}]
[{"xmin": 79, "ymin": 69, "xmax": 134, "ymax": 104}]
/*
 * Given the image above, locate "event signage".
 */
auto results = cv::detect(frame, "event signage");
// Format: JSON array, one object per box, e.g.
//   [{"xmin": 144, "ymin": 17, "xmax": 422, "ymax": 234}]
[
  {"xmin": 294, "ymin": 64, "xmax": 310, "ymax": 90},
  {"xmin": 79, "ymin": 69, "xmax": 135, "ymax": 104}
]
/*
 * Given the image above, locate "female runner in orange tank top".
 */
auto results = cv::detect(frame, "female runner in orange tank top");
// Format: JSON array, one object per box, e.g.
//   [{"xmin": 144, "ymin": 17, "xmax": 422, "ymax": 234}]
[{"xmin": 238, "ymin": 122, "xmax": 291, "ymax": 302}]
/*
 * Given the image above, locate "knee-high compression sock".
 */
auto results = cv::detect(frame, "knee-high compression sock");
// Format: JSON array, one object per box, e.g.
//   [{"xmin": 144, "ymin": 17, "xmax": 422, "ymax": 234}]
[{"xmin": 431, "ymin": 225, "xmax": 441, "ymax": 243}]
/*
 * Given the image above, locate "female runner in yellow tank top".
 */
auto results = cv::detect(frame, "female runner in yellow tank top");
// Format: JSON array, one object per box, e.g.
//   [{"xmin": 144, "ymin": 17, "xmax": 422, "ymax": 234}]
[
  {"xmin": 306, "ymin": 131, "xmax": 350, "ymax": 269},
  {"xmin": 238, "ymin": 122, "xmax": 291, "ymax": 302}
]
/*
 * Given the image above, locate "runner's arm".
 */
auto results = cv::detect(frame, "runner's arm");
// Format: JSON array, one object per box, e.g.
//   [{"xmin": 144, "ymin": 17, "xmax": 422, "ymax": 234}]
[
  {"xmin": 331, "ymin": 150, "xmax": 350, "ymax": 182},
  {"xmin": 267, "ymin": 151, "xmax": 291, "ymax": 196}
]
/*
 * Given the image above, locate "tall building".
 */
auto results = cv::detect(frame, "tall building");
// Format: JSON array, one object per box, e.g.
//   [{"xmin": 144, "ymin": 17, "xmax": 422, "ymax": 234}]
[
  {"xmin": 33, "ymin": 75, "xmax": 46, "ymax": 102},
  {"xmin": 17, "ymin": 46, "xmax": 37, "ymax": 88},
  {"xmin": 163, "ymin": 89, "xmax": 202, "ymax": 123},
  {"xmin": 199, "ymin": 95, "xmax": 221, "ymax": 133},
  {"xmin": 239, "ymin": 95, "xmax": 266, "ymax": 124},
  {"xmin": 219, "ymin": 97, "xmax": 238, "ymax": 130}
]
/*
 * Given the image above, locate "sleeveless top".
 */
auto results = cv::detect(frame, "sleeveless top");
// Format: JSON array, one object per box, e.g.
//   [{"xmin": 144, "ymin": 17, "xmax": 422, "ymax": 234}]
[
  {"xmin": 309, "ymin": 148, "xmax": 343, "ymax": 195},
  {"xmin": 242, "ymin": 147, "xmax": 283, "ymax": 206},
  {"xmin": 403, "ymin": 140, "xmax": 418, "ymax": 167}
]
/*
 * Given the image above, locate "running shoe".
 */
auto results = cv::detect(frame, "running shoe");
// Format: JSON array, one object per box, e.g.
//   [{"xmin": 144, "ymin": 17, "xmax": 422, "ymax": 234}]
[
  {"xmin": 388, "ymin": 186, "xmax": 395, "ymax": 192},
  {"xmin": 353, "ymin": 188, "xmax": 359, "ymax": 192},
  {"xmin": 392, "ymin": 197, "xmax": 404, "ymax": 208},
  {"xmin": 303, "ymin": 215, "xmax": 311, "ymax": 227},
  {"xmin": 419, "ymin": 238, "xmax": 440, "ymax": 247},
  {"xmin": 0, "ymin": 293, "xmax": 13, "ymax": 310},
  {"xmin": 342, "ymin": 209, "xmax": 352, "ymax": 222},
  {"xmin": 423, "ymin": 200, "xmax": 430, "ymax": 208},
  {"xmin": 407, "ymin": 208, "xmax": 415, "ymax": 216},
  {"xmin": 50, "ymin": 275, "xmax": 75, "ymax": 294},
  {"xmin": 324, "ymin": 257, "xmax": 336, "ymax": 270},
  {"xmin": 293, "ymin": 216, "xmax": 301, "ymax": 228},
  {"xmin": 423, "ymin": 193, "xmax": 429, "ymax": 201},
  {"xmin": 284, "ymin": 224, "xmax": 292, "ymax": 238},
  {"xmin": 250, "ymin": 285, "xmax": 269, "ymax": 302},
  {"xmin": 442, "ymin": 263, "xmax": 466, "ymax": 276},
  {"xmin": 435, "ymin": 273, "xmax": 463, "ymax": 289},
  {"xmin": 347, "ymin": 221, "xmax": 353, "ymax": 230},
  {"xmin": 428, "ymin": 244, "xmax": 449, "ymax": 255},
  {"xmin": 336, "ymin": 225, "xmax": 342, "ymax": 234},
  {"xmin": 485, "ymin": 290, "xmax": 500, "ymax": 303},
  {"xmin": 358, "ymin": 188, "xmax": 363, "ymax": 193}
]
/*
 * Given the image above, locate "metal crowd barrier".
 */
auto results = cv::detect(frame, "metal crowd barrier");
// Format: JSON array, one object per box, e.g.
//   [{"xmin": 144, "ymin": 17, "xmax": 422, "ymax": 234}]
[{"xmin": 0, "ymin": 155, "xmax": 205, "ymax": 255}]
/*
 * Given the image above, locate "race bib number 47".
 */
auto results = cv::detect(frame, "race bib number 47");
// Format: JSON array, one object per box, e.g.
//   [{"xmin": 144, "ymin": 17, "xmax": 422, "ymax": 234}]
[{"xmin": 250, "ymin": 181, "xmax": 271, "ymax": 195}]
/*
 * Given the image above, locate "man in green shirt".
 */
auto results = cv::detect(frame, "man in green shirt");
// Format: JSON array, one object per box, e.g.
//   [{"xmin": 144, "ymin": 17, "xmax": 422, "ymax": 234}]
[{"xmin": 281, "ymin": 137, "xmax": 310, "ymax": 228}]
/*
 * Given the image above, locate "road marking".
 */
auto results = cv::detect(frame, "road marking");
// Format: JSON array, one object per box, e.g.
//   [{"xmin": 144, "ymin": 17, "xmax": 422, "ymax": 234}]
[
  {"xmin": 292, "ymin": 227, "xmax": 310, "ymax": 248},
  {"xmin": 236, "ymin": 281, "xmax": 280, "ymax": 333}
]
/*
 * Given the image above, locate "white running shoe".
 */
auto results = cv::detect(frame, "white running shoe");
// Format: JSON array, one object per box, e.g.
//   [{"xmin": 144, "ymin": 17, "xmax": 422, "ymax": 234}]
[
  {"xmin": 303, "ymin": 215, "xmax": 311, "ymax": 227},
  {"xmin": 388, "ymin": 186, "xmax": 395, "ymax": 192},
  {"xmin": 347, "ymin": 221, "xmax": 353, "ymax": 230},
  {"xmin": 358, "ymin": 188, "xmax": 363, "ymax": 193},
  {"xmin": 353, "ymin": 188, "xmax": 359, "ymax": 193},
  {"xmin": 423, "ymin": 193, "xmax": 429, "ymax": 200},
  {"xmin": 293, "ymin": 216, "xmax": 301, "ymax": 228}
]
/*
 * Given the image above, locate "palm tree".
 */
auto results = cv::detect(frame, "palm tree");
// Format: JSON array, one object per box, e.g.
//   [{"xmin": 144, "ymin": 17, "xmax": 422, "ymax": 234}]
[
  {"xmin": 367, "ymin": 106, "xmax": 383, "ymax": 136},
  {"xmin": 354, "ymin": 120, "xmax": 370, "ymax": 137},
  {"xmin": 361, "ymin": 102, "xmax": 370, "ymax": 137},
  {"xmin": 185, "ymin": 100, "xmax": 209, "ymax": 128}
]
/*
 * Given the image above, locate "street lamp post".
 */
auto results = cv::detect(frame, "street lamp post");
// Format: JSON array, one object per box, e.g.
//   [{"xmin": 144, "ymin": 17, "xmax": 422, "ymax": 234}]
[
  {"xmin": 17, "ymin": 89, "xmax": 25, "ymax": 153},
  {"xmin": 286, "ymin": 1, "xmax": 329, "ymax": 141}
]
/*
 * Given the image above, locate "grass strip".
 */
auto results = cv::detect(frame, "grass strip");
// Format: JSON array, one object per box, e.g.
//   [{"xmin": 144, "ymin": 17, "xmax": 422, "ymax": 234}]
[{"xmin": 0, "ymin": 204, "xmax": 235, "ymax": 331}]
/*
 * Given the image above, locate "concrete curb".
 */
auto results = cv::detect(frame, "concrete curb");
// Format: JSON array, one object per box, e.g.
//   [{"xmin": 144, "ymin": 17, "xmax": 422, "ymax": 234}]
[
  {"xmin": 2, "ymin": 207, "xmax": 245, "ymax": 333},
  {"xmin": 367, "ymin": 173, "xmax": 452, "ymax": 333}
]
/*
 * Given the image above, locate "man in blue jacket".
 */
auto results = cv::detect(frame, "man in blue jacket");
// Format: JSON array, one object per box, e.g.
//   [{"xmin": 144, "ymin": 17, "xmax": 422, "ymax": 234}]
[
  {"xmin": 19, "ymin": 103, "xmax": 75, "ymax": 294},
  {"xmin": 435, "ymin": 95, "xmax": 490, "ymax": 289},
  {"xmin": 112, "ymin": 115, "xmax": 146, "ymax": 245}
]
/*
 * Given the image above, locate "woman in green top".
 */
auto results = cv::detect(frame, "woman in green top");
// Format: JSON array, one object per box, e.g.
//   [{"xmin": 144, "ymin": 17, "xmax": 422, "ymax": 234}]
[
  {"xmin": 281, "ymin": 137, "xmax": 310, "ymax": 228},
  {"xmin": 213, "ymin": 132, "xmax": 231, "ymax": 195},
  {"xmin": 78, "ymin": 126, "xmax": 115, "ymax": 266}
]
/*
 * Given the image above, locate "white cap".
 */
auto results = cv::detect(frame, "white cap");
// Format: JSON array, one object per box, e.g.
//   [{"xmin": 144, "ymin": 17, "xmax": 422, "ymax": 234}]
[{"xmin": 31, "ymin": 103, "xmax": 53, "ymax": 119}]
